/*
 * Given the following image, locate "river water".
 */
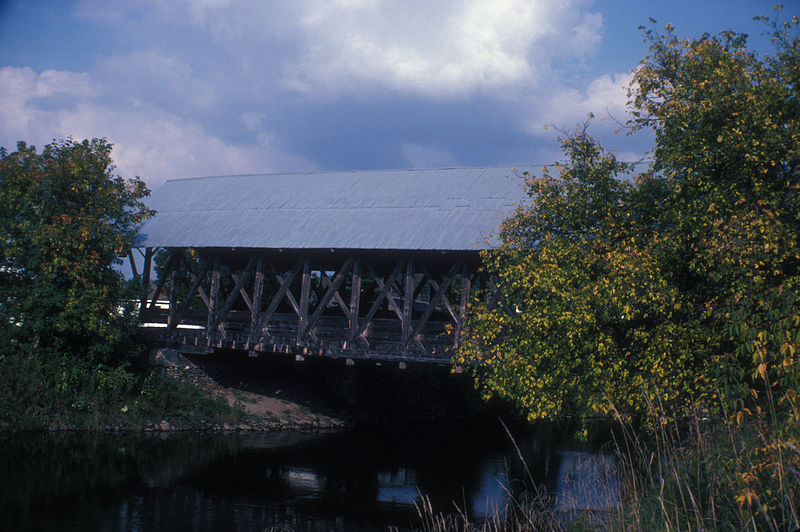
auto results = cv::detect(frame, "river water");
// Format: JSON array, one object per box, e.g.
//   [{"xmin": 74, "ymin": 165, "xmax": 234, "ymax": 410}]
[{"xmin": 0, "ymin": 422, "xmax": 619, "ymax": 531}]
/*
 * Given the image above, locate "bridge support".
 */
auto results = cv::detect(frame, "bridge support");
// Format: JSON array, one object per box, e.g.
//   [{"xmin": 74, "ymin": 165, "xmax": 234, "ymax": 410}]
[{"xmin": 136, "ymin": 248, "xmax": 501, "ymax": 363}]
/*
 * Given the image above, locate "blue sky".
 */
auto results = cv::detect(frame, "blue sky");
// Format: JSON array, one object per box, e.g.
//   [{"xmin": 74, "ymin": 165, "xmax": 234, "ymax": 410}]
[{"xmin": 0, "ymin": 0, "xmax": 789, "ymax": 189}]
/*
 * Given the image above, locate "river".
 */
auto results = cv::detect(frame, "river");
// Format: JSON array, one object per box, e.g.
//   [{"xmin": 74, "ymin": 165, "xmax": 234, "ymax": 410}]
[{"xmin": 0, "ymin": 421, "xmax": 619, "ymax": 531}]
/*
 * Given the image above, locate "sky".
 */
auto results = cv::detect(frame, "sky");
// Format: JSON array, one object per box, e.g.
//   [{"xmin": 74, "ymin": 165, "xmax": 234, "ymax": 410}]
[{"xmin": 0, "ymin": 0, "xmax": 790, "ymax": 190}]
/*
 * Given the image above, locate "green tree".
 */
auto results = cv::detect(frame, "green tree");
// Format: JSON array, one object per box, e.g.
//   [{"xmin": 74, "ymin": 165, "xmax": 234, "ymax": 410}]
[
  {"xmin": 458, "ymin": 12, "xmax": 800, "ymax": 422},
  {"xmin": 0, "ymin": 138, "xmax": 153, "ymax": 365}
]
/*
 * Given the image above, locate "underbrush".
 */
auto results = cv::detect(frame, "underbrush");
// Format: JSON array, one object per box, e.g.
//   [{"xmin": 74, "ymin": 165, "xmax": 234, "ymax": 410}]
[
  {"xmin": 611, "ymin": 396, "xmax": 799, "ymax": 532},
  {"xmin": 0, "ymin": 345, "xmax": 238, "ymax": 431}
]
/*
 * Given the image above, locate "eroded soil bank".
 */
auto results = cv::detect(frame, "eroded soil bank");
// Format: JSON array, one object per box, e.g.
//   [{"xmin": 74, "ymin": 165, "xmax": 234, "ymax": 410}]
[{"xmin": 154, "ymin": 348, "xmax": 517, "ymax": 432}]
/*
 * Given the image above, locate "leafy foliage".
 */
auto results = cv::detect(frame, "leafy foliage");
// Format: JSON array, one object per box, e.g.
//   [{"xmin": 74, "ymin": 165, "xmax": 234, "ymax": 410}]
[
  {"xmin": 0, "ymin": 138, "xmax": 153, "ymax": 364},
  {"xmin": 458, "ymin": 11, "xmax": 800, "ymax": 423}
]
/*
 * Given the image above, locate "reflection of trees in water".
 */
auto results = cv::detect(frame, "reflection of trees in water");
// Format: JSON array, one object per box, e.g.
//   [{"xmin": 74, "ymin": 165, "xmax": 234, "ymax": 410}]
[
  {"xmin": 0, "ymin": 432, "xmax": 246, "ymax": 531},
  {"xmin": 0, "ymin": 422, "xmax": 613, "ymax": 530}
]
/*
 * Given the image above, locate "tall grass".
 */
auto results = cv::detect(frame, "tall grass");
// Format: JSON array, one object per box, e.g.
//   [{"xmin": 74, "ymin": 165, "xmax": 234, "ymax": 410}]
[
  {"xmin": 414, "ymin": 394, "xmax": 799, "ymax": 531},
  {"xmin": 610, "ymin": 390, "xmax": 799, "ymax": 532}
]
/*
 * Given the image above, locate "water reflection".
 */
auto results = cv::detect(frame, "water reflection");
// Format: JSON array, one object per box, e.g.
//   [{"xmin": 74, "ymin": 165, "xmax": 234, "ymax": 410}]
[{"xmin": 0, "ymin": 423, "xmax": 618, "ymax": 531}]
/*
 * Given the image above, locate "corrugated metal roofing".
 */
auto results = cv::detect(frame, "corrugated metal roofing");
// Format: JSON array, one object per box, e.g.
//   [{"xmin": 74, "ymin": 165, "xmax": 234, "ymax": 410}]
[{"xmin": 136, "ymin": 166, "xmax": 530, "ymax": 251}]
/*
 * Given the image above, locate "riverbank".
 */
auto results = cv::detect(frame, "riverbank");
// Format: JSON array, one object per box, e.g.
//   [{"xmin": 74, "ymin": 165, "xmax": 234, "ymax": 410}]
[
  {"xmin": 1, "ymin": 346, "xmax": 515, "ymax": 434},
  {"xmin": 143, "ymin": 349, "xmax": 346, "ymax": 433}
]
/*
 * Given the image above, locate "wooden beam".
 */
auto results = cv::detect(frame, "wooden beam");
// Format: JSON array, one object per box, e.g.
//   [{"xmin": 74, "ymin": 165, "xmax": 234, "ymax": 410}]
[
  {"xmin": 297, "ymin": 259, "xmax": 311, "ymax": 345},
  {"xmin": 355, "ymin": 259, "xmax": 406, "ymax": 340},
  {"xmin": 419, "ymin": 263, "xmax": 460, "ymax": 324},
  {"xmin": 302, "ymin": 257, "xmax": 353, "ymax": 339},
  {"xmin": 138, "ymin": 247, "xmax": 154, "ymax": 318},
  {"xmin": 408, "ymin": 261, "xmax": 460, "ymax": 346},
  {"xmin": 321, "ymin": 272, "xmax": 351, "ymax": 319},
  {"xmin": 186, "ymin": 269, "xmax": 211, "ymax": 310},
  {"xmin": 460, "ymin": 263, "xmax": 472, "ymax": 325},
  {"xmin": 173, "ymin": 258, "xmax": 212, "ymax": 327},
  {"xmin": 401, "ymin": 259, "xmax": 414, "ymax": 349},
  {"xmin": 248, "ymin": 258, "xmax": 265, "ymax": 347},
  {"xmin": 206, "ymin": 256, "xmax": 221, "ymax": 346},
  {"xmin": 255, "ymin": 259, "xmax": 302, "ymax": 341},
  {"xmin": 367, "ymin": 262, "xmax": 406, "ymax": 322},
  {"xmin": 167, "ymin": 256, "xmax": 180, "ymax": 335},
  {"xmin": 146, "ymin": 250, "xmax": 178, "ymax": 310},
  {"xmin": 348, "ymin": 259, "xmax": 362, "ymax": 345},
  {"xmin": 127, "ymin": 249, "xmax": 139, "ymax": 280},
  {"xmin": 215, "ymin": 257, "xmax": 256, "ymax": 328},
  {"xmin": 231, "ymin": 273, "xmax": 255, "ymax": 315}
]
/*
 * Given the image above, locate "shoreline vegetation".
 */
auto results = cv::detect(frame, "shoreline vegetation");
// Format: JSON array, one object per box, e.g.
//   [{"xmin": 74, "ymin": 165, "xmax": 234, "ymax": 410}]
[{"xmin": 0, "ymin": 348, "xmax": 345, "ymax": 435}]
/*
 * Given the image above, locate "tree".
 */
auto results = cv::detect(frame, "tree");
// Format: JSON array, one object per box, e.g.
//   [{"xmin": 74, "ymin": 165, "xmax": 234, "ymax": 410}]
[
  {"xmin": 457, "ymin": 12, "xmax": 800, "ymax": 421},
  {"xmin": 0, "ymin": 138, "xmax": 153, "ymax": 365}
]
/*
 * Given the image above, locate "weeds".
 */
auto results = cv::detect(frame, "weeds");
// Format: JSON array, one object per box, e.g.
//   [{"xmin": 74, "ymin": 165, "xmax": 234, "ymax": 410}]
[{"xmin": 0, "ymin": 344, "xmax": 237, "ymax": 431}]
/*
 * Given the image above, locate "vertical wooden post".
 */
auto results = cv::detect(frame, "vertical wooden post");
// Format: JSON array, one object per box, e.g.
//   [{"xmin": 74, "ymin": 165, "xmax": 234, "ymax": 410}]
[
  {"xmin": 348, "ymin": 258, "xmax": 362, "ymax": 346},
  {"xmin": 139, "ymin": 247, "xmax": 154, "ymax": 318},
  {"xmin": 458, "ymin": 263, "xmax": 471, "ymax": 346},
  {"xmin": 127, "ymin": 250, "xmax": 140, "ymax": 280},
  {"xmin": 401, "ymin": 259, "xmax": 414, "ymax": 351},
  {"xmin": 249, "ymin": 257, "xmax": 265, "ymax": 349},
  {"xmin": 297, "ymin": 258, "xmax": 311, "ymax": 345},
  {"xmin": 167, "ymin": 252, "xmax": 180, "ymax": 337},
  {"xmin": 206, "ymin": 256, "xmax": 221, "ymax": 346},
  {"xmin": 460, "ymin": 264, "xmax": 471, "ymax": 324}
]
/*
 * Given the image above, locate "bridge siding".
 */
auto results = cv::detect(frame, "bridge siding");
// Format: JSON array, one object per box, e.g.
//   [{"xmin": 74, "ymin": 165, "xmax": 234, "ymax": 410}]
[{"xmin": 136, "ymin": 248, "xmax": 500, "ymax": 363}]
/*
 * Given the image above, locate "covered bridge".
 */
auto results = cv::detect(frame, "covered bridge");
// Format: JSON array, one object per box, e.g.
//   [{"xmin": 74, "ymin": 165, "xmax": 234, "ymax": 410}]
[{"xmin": 132, "ymin": 167, "xmax": 527, "ymax": 363}]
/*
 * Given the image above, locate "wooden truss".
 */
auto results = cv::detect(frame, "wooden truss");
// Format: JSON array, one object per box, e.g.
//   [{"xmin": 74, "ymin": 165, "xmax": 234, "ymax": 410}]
[{"xmin": 132, "ymin": 248, "xmax": 504, "ymax": 363}]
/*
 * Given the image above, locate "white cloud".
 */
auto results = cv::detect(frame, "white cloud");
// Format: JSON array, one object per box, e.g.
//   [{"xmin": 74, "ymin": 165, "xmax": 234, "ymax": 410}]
[
  {"xmin": 288, "ymin": 0, "xmax": 604, "ymax": 97},
  {"xmin": 0, "ymin": 66, "xmax": 314, "ymax": 187},
  {"xmin": 527, "ymin": 72, "xmax": 633, "ymax": 135},
  {"xmin": 3, "ymin": 0, "xmax": 644, "ymax": 183}
]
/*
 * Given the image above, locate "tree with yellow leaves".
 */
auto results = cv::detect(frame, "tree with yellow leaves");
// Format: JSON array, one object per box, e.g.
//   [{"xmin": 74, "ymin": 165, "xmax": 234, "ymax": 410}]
[{"xmin": 458, "ymin": 10, "xmax": 800, "ymax": 423}]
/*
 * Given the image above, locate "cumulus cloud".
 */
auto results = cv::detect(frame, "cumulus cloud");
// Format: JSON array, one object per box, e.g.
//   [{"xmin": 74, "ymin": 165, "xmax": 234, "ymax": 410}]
[
  {"xmin": 288, "ymin": 0, "xmax": 603, "ymax": 96},
  {"xmin": 0, "ymin": 66, "xmax": 314, "ymax": 187},
  {"xmin": 528, "ymin": 72, "xmax": 633, "ymax": 134},
  {"xmin": 2, "ymin": 0, "xmax": 650, "ymax": 185}
]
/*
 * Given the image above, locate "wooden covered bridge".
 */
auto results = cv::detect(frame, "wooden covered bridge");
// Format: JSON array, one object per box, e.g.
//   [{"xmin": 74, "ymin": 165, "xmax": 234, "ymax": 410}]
[{"xmin": 130, "ymin": 167, "xmax": 526, "ymax": 364}]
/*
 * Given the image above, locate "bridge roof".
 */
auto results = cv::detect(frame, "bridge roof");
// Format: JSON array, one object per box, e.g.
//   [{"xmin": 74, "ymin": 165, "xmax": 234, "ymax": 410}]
[{"xmin": 136, "ymin": 166, "xmax": 529, "ymax": 251}]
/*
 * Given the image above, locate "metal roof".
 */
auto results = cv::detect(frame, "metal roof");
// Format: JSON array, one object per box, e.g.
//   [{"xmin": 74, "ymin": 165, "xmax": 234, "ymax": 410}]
[{"xmin": 136, "ymin": 166, "xmax": 529, "ymax": 251}]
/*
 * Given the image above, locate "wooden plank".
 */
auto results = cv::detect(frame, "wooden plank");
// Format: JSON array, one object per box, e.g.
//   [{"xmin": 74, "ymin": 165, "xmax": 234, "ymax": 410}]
[
  {"xmin": 146, "ymin": 250, "xmax": 178, "ymax": 310},
  {"xmin": 138, "ymin": 247, "xmax": 154, "ymax": 317},
  {"xmin": 187, "ymin": 269, "xmax": 211, "ymax": 310},
  {"xmin": 348, "ymin": 259, "xmax": 362, "ymax": 345},
  {"xmin": 401, "ymin": 260, "xmax": 414, "ymax": 349},
  {"xmin": 367, "ymin": 262, "xmax": 406, "ymax": 322},
  {"xmin": 408, "ymin": 261, "xmax": 460, "ymax": 345},
  {"xmin": 127, "ymin": 250, "xmax": 139, "ymax": 280},
  {"xmin": 248, "ymin": 258, "xmax": 265, "ymax": 347},
  {"xmin": 419, "ymin": 263, "xmax": 460, "ymax": 324},
  {"xmin": 167, "ymin": 258, "xmax": 180, "ymax": 335},
  {"xmin": 174, "ymin": 259, "xmax": 212, "ymax": 326},
  {"xmin": 297, "ymin": 259, "xmax": 311, "ymax": 344},
  {"xmin": 321, "ymin": 272, "xmax": 351, "ymax": 319},
  {"xmin": 355, "ymin": 259, "xmax": 406, "ymax": 339},
  {"xmin": 460, "ymin": 263, "xmax": 472, "ymax": 324},
  {"xmin": 206, "ymin": 256, "xmax": 221, "ymax": 345},
  {"xmin": 215, "ymin": 257, "xmax": 256, "ymax": 327},
  {"xmin": 256, "ymin": 259, "xmax": 303, "ymax": 341},
  {"xmin": 302, "ymin": 257, "xmax": 353, "ymax": 339},
  {"xmin": 231, "ymin": 273, "xmax": 255, "ymax": 315}
]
